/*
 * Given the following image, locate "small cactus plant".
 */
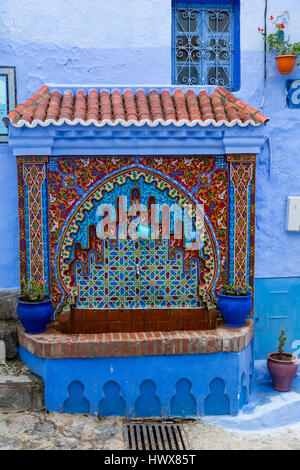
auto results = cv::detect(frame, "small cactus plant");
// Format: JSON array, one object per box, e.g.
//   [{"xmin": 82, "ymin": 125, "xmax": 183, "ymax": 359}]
[
  {"xmin": 276, "ymin": 329, "xmax": 287, "ymax": 361},
  {"xmin": 267, "ymin": 328, "xmax": 298, "ymax": 391}
]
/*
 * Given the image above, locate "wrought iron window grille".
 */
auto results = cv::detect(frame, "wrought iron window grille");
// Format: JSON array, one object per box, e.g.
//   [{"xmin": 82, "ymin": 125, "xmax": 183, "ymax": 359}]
[{"xmin": 172, "ymin": 1, "xmax": 239, "ymax": 90}]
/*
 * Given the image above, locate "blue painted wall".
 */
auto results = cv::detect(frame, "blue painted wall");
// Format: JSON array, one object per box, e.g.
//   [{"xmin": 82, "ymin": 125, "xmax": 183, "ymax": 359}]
[
  {"xmin": 0, "ymin": 0, "xmax": 299, "ymax": 355},
  {"xmin": 255, "ymin": 278, "xmax": 300, "ymax": 359},
  {"xmin": 0, "ymin": 146, "xmax": 19, "ymax": 287}
]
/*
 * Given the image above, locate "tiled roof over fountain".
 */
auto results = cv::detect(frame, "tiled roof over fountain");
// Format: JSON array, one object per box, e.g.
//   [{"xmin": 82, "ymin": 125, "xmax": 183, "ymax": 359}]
[{"xmin": 4, "ymin": 85, "xmax": 269, "ymax": 128}]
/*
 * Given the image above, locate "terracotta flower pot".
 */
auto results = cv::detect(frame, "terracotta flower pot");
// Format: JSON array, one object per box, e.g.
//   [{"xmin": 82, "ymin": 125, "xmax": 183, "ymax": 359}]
[
  {"xmin": 267, "ymin": 352, "xmax": 298, "ymax": 391},
  {"xmin": 275, "ymin": 55, "xmax": 297, "ymax": 74}
]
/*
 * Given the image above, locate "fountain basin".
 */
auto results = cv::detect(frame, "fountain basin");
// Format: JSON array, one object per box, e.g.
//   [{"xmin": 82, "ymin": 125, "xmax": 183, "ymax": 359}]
[{"xmin": 18, "ymin": 319, "xmax": 254, "ymax": 417}]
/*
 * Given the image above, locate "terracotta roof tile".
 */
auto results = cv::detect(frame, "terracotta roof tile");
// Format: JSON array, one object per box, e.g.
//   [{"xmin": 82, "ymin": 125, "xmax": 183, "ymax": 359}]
[{"xmin": 4, "ymin": 85, "xmax": 269, "ymax": 128}]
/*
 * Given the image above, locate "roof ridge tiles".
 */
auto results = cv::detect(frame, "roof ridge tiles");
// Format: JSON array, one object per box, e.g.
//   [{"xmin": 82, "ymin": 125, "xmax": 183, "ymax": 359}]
[{"xmin": 4, "ymin": 85, "xmax": 269, "ymax": 128}]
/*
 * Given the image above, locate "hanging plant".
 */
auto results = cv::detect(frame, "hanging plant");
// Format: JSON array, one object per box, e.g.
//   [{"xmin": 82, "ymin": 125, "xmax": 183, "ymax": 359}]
[{"xmin": 259, "ymin": 17, "xmax": 300, "ymax": 74}]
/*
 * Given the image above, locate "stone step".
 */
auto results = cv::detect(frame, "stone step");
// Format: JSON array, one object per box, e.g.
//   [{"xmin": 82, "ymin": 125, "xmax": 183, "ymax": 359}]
[
  {"xmin": 0, "ymin": 359, "xmax": 44, "ymax": 412},
  {"xmin": 0, "ymin": 289, "xmax": 18, "ymax": 321},
  {"xmin": 0, "ymin": 321, "xmax": 18, "ymax": 359}
]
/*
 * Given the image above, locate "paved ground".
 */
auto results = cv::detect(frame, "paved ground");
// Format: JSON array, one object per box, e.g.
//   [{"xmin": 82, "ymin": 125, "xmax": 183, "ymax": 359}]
[
  {"xmin": 1, "ymin": 410, "xmax": 300, "ymax": 450},
  {"xmin": 1, "ymin": 358, "xmax": 300, "ymax": 450},
  {"xmin": 0, "ymin": 412, "xmax": 124, "ymax": 450},
  {"xmin": 0, "ymin": 357, "xmax": 33, "ymax": 376},
  {"xmin": 183, "ymin": 420, "xmax": 300, "ymax": 450}
]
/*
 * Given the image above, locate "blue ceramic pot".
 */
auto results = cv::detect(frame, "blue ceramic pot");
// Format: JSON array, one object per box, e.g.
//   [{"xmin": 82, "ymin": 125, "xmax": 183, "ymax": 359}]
[
  {"xmin": 217, "ymin": 292, "xmax": 253, "ymax": 327},
  {"xmin": 17, "ymin": 297, "xmax": 53, "ymax": 334}
]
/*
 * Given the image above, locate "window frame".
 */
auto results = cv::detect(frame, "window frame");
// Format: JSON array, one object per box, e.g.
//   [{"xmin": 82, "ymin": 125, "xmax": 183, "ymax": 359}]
[
  {"xmin": 171, "ymin": 0, "xmax": 240, "ymax": 91},
  {"xmin": 0, "ymin": 67, "xmax": 17, "ymax": 143}
]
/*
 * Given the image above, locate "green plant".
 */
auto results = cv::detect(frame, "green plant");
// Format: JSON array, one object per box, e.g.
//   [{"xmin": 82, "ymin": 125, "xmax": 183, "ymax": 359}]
[
  {"xmin": 222, "ymin": 284, "xmax": 251, "ymax": 297},
  {"xmin": 259, "ymin": 17, "xmax": 300, "ymax": 64},
  {"xmin": 276, "ymin": 329, "xmax": 287, "ymax": 360},
  {"xmin": 20, "ymin": 278, "xmax": 47, "ymax": 302}
]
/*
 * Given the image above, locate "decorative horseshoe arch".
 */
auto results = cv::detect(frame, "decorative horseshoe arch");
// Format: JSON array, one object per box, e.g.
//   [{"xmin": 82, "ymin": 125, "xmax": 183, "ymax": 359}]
[{"xmin": 55, "ymin": 166, "xmax": 221, "ymax": 313}]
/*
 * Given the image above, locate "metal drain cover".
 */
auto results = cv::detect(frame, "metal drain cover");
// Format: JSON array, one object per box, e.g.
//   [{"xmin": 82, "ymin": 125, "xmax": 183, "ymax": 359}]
[{"xmin": 124, "ymin": 421, "xmax": 189, "ymax": 450}]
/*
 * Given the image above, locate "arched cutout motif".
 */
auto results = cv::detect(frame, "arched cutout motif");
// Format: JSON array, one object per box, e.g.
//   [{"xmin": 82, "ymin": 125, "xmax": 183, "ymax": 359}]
[
  {"xmin": 63, "ymin": 380, "xmax": 90, "ymax": 414},
  {"xmin": 204, "ymin": 378, "xmax": 230, "ymax": 415},
  {"xmin": 135, "ymin": 380, "xmax": 161, "ymax": 417},
  {"xmin": 170, "ymin": 378, "xmax": 197, "ymax": 417},
  {"xmin": 239, "ymin": 372, "xmax": 248, "ymax": 409},
  {"xmin": 98, "ymin": 381, "xmax": 126, "ymax": 416},
  {"xmin": 130, "ymin": 187, "xmax": 141, "ymax": 205}
]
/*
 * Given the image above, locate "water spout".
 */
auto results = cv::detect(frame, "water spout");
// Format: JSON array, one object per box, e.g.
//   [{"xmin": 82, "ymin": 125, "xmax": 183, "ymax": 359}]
[{"xmin": 135, "ymin": 262, "xmax": 140, "ymax": 277}]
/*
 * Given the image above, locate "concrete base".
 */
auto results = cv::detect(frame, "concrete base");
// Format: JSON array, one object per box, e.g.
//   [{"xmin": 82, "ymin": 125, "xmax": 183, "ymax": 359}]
[{"xmin": 0, "ymin": 374, "xmax": 44, "ymax": 412}]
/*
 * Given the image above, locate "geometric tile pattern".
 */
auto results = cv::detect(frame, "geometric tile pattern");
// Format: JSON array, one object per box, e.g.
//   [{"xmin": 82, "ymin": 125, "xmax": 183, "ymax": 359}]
[
  {"xmin": 229, "ymin": 161, "xmax": 254, "ymax": 287},
  {"xmin": 75, "ymin": 238, "xmax": 204, "ymax": 309},
  {"xmin": 16, "ymin": 151, "xmax": 258, "ymax": 317},
  {"xmin": 23, "ymin": 161, "xmax": 47, "ymax": 280},
  {"xmin": 47, "ymin": 156, "xmax": 229, "ymax": 315},
  {"xmin": 17, "ymin": 160, "xmax": 27, "ymax": 281},
  {"xmin": 57, "ymin": 166, "xmax": 221, "ymax": 313},
  {"xmin": 17, "ymin": 156, "xmax": 49, "ymax": 285}
]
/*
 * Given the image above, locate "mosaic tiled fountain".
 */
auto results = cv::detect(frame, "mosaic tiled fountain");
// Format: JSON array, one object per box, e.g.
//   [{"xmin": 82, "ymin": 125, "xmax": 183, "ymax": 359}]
[{"xmin": 5, "ymin": 85, "xmax": 268, "ymax": 416}]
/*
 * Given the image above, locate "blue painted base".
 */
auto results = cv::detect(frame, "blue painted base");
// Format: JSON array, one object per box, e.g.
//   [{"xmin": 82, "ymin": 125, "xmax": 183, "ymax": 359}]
[{"xmin": 19, "ymin": 340, "xmax": 253, "ymax": 417}]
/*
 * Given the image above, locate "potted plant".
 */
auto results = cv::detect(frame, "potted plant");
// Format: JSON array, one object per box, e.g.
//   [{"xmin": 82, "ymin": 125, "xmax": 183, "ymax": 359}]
[
  {"xmin": 267, "ymin": 329, "xmax": 298, "ymax": 392},
  {"xmin": 217, "ymin": 284, "xmax": 253, "ymax": 328},
  {"xmin": 17, "ymin": 279, "xmax": 53, "ymax": 334},
  {"xmin": 259, "ymin": 17, "xmax": 300, "ymax": 74}
]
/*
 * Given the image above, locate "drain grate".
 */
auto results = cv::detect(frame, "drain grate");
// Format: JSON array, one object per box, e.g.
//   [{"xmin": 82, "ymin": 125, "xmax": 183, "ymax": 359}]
[{"xmin": 124, "ymin": 421, "xmax": 189, "ymax": 450}]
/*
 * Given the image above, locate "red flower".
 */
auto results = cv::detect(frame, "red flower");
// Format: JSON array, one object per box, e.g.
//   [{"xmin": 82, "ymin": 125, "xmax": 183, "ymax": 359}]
[
  {"xmin": 258, "ymin": 27, "xmax": 261, "ymax": 31},
  {"xmin": 270, "ymin": 15, "xmax": 274, "ymax": 20},
  {"xmin": 281, "ymin": 23, "xmax": 285, "ymax": 29}
]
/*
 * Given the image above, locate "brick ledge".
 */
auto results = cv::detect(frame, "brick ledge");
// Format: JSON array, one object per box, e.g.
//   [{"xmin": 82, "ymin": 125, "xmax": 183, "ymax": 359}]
[{"xmin": 17, "ymin": 319, "xmax": 254, "ymax": 359}]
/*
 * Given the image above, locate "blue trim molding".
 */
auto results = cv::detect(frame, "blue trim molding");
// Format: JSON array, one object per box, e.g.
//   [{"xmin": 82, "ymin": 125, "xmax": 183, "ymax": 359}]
[{"xmin": 8, "ymin": 123, "xmax": 265, "ymax": 157}]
